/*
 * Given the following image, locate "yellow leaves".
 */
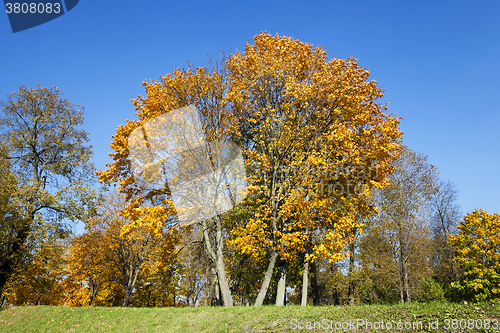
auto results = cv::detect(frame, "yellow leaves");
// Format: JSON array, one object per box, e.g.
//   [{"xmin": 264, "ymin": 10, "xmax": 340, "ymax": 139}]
[
  {"xmin": 120, "ymin": 203, "xmax": 174, "ymax": 238},
  {"xmin": 63, "ymin": 190, "xmax": 185, "ymax": 307},
  {"xmin": 228, "ymin": 218, "xmax": 270, "ymax": 261},
  {"xmin": 98, "ymin": 32, "xmax": 403, "ymax": 277},
  {"xmin": 449, "ymin": 209, "xmax": 500, "ymax": 300}
]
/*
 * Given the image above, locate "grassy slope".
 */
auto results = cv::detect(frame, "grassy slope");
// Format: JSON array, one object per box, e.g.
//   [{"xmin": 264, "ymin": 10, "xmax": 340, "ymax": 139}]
[{"xmin": 0, "ymin": 302, "xmax": 499, "ymax": 332}]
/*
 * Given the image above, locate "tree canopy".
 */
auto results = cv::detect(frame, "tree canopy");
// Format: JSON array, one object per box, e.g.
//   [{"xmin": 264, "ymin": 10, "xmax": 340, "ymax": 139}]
[
  {"xmin": 449, "ymin": 209, "xmax": 500, "ymax": 301},
  {"xmin": 0, "ymin": 84, "xmax": 96, "ymax": 294},
  {"xmin": 98, "ymin": 32, "xmax": 402, "ymax": 306},
  {"xmin": 1, "ymin": 34, "xmax": 496, "ymax": 308}
]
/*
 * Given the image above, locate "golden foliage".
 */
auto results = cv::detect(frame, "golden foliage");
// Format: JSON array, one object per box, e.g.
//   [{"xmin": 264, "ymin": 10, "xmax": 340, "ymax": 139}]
[
  {"xmin": 226, "ymin": 33, "xmax": 401, "ymax": 262},
  {"xmin": 448, "ymin": 209, "xmax": 500, "ymax": 301},
  {"xmin": 97, "ymin": 32, "xmax": 401, "ymax": 275}
]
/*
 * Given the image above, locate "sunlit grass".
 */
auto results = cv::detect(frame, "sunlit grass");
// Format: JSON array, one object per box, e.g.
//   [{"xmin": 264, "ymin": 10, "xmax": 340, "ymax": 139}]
[{"xmin": 0, "ymin": 301, "xmax": 499, "ymax": 332}]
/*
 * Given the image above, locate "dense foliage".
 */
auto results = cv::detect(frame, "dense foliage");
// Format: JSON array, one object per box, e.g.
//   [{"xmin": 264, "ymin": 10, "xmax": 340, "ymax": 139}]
[{"xmin": 0, "ymin": 34, "xmax": 498, "ymax": 308}]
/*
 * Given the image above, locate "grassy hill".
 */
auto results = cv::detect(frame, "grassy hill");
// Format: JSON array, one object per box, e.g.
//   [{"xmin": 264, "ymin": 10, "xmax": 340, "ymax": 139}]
[{"xmin": 1, "ymin": 301, "xmax": 499, "ymax": 332}]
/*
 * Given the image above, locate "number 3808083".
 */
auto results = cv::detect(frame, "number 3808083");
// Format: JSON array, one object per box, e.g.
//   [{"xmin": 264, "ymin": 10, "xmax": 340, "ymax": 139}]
[{"xmin": 5, "ymin": 3, "xmax": 61, "ymax": 14}]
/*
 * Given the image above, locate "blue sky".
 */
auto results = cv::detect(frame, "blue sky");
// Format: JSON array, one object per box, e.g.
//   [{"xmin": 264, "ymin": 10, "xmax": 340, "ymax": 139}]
[{"xmin": 1, "ymin": 0, "xmax": 499, "ymax": 219}]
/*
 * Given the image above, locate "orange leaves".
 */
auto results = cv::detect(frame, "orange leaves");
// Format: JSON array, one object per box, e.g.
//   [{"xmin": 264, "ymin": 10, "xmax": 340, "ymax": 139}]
[
  {"xmin": 63, "ymin": 231, "xmax": 110, "ymax": 306},
  {"xmin": 97, "ymin": 32, "xmax": 402, "ymax": 275},
  {"xmin": 223, "ymin": 33, "xmax": 402, "ymax": 266},
  {"xmin": 97, "ymin": 61, "xmax": 233, "ymax": 239}
]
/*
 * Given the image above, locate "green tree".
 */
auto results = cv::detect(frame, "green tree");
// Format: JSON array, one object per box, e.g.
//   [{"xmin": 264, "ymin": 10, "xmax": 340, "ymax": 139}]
[
  {"xmin": 448, "ymin": 209, "xmax": 500, "ymax": 301},
  {"xmin": 0, "ymin": 148, "xmax": 21, "ymax": 306},
  {"xmin": 0, "ymin": 85, "xmax": 96, "ymax": 295}
]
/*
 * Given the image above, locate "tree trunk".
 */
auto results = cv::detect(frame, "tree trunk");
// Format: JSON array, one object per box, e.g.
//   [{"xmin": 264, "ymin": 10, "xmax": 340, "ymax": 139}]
[
  {"xmin": 331, "ymin": 287, "xmax": 340, "ymax": 305},
  {"xmin": 276, "ymin": 259, "xmax": 287, "ymax": 306},
  {"xmin": 371, "ymin": 286, "xmax": 378, "ymax": 304},
  {"xmin": 255, "ymin": 172, "xmax": 282, "ymax": 307},
  {"xmin": 89, "ymin": 279, "xmax": 99, "ymax": 306},
  {"xmin": 399, "ymin": 263, "xmax": 405, "ymax": 304},
  {"xmin": 121, "ymin": 260, "xmax": 141, "ymax": 307},
  {"xmin": 122, "ymin": 287, "xmax": 132, "ymax": 307},
  {"xmin": 209, "ymin": 266, "xmax": 221, "ymax": 306},
  {"xmin": 301, "ymin": 225, "xmax": 310, "ymax": 307},
  {"xmin": 311, "ymin": 261, "xmax": 320, "ymax": 306},
  {"xmin": 398, "ymin": 235, "xmax": 405, "ymax": 304},
  {"xmin": 0, "ymin": 218, "xmax": 32, "ymax": 294},
  {"xmin": 202, "ymin": 217, "xmax": 232, "ymax": 307},
  {"xmin": 0, "ymin": 295, "xmax": 8, "ymax": 308},
  {"xmin": 399, "ymin": 258, "xmax": 411, "ymax": 303},
  {"xmin": 301, "ymin": 259, "xmax": 309, "ymax": 306},
  {"xmin": 330, "ymin": 263, "xmax": 340, "ymax": 305},
  {"xmin": 215, "ymin": 216, "xmax": 233, "ymax": 307},
  {"xmin": 347, "ymin": 242, "xmax": 356, "ymax": 306},
  {"xmin": 254, "ymin": 250, "xmax": 278, "ymax": 306},
  {"xmin": 403, "ymin": 260, "xmax": 410, "ymax": 303},
  {"xmin": 348, "ymin": 283, "xmax": 355, "ymax": 306}
]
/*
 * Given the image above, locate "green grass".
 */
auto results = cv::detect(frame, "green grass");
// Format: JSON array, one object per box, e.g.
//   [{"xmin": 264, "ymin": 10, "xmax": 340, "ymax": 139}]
[{"xmin": 0, "ymin": 301, "xmax": 499, "ymax": 332}]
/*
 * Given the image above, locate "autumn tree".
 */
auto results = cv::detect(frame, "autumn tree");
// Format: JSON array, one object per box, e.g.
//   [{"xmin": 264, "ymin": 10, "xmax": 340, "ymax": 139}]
[
  {"xmin": 226, "ymin": 33, "xmax": 402, "ymax": 305},
  {"xmin": 429, "ymin": 180, "xmax": 461, "ymax": 285},
  {"xmin": 5, "ymin": 241, "xmax": 66, "ymax": 306},
  {"xmin": 0, "ymin": 85, "xmax": 96, "ymax": 296},
  {"xmin": 448, "ymin": 209, "xmax": 500, "ymax": 301},
  {"xmin": 98, "ymin": 33, "xmax": 401, "ymax": 307},
  {"xmin": 63, "ymin": 229, "xmax": 115, "ymax": 306},
  {"xmin": 98, "ymin": 59, "xmax": 241, "ymax": 307},
  {"xmin": 0, "ymin": 144, "xmax": 18, "ymax": 231},
  {"xmin": 359, "ymin": 216, "xmax": 404, "ymax": 303},
  {"xmin": 126, "ymin": 223, "xmax": 210, "ymax": 308},
  {"xmin": 360, "ymin": 146, "xmax": 436, "ymax": 303},
  {"xmin": 0, "ymin": 143, "xmax": 21, "ymax": 305},
  {"xmin": 87, "ymin": 190, "xmax": 180, "ymax": 307}
]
